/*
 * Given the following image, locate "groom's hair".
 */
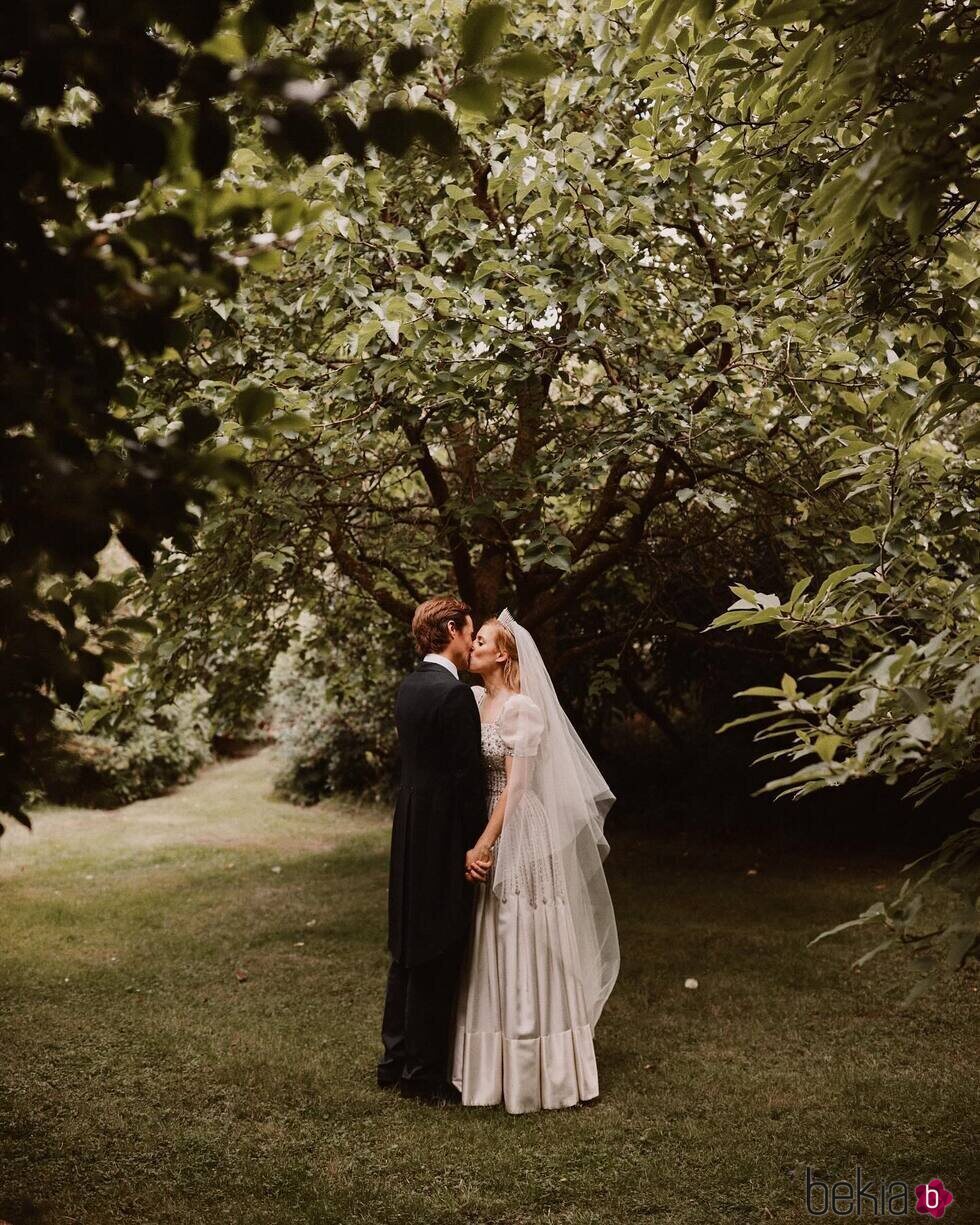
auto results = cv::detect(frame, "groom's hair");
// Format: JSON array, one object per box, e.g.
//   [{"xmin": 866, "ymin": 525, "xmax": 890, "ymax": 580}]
[{"xmin": 412, "ymin": 596, "xmax": 473, "ymax": 656}]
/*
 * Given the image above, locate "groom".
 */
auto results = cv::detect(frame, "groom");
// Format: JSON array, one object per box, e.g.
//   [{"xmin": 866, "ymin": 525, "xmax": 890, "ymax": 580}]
[{"xmin": 378, "ymin": 596, "xmax": 488, "ymax": 1103}]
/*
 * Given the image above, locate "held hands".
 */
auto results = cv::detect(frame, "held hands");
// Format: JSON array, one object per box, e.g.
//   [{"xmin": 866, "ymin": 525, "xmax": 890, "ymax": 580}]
[{"xmin": 465, "ymin": 845, "xmax": 493, "ymax": 884}]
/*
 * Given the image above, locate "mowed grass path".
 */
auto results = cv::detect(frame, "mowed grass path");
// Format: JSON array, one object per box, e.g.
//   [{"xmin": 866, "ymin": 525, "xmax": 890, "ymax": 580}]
[{"xmin": 0, "ymin": 747, "xmax": 976, "ymax": 1224}]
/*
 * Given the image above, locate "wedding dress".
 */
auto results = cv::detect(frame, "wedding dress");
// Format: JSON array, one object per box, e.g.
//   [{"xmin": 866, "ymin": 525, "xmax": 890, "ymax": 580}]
[{"xmin": 451, "ymin": 656, "xmax": 617, "ymax": 1113}]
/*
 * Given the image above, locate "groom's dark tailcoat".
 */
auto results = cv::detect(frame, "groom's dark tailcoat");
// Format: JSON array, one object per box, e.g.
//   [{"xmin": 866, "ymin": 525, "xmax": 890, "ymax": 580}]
[{"xmin": 380, "ymin": 661, "xmax": 486, "ymax": 1093}]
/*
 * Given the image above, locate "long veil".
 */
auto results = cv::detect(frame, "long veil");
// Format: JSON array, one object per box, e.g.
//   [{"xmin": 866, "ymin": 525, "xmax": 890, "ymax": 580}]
[{"xmin": 493, "ymin": 608, "xmax": 620, "ymax": 1028}]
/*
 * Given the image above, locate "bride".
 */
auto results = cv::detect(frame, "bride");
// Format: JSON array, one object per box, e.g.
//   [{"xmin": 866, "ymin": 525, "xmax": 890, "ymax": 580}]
[{"xmin": 451, "ymin": 609, "xmax": 619, "ymax": 1113}]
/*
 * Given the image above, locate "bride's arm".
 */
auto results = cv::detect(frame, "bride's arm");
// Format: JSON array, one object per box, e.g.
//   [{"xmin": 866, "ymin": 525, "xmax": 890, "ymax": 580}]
[{"xmin": 464, "ymin": 756, "xmax": 512, "ymax": 880}]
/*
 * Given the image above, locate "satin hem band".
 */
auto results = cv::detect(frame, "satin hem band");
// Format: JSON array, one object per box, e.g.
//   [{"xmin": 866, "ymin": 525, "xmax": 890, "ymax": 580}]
[{"xmin": 451, "ymin": 1021, "xmax": 599, "ymax": 1114}]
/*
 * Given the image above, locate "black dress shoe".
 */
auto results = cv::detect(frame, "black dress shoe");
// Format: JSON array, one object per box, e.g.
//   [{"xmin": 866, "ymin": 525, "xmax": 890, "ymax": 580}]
[
  {"xmin": 398, "ymin": 1079, "xmax": 461, "ymax": 1105},
  {"xmin": 429, "ymin": 1082, "xmax": 462, "ymax": 1106},
  {"xmin": 377, "ymin": 1062, "xmax": 404, "ymax": 1088}
]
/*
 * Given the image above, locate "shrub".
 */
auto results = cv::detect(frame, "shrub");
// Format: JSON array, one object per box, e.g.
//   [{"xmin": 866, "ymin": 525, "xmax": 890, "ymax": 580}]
[
  {"xmin": 42, "ymin": 685, "xmax": 215, "ymax": 808},
  {"xmin": 267, "ymin": 636, "xmax": 398, "ymax": 805}
]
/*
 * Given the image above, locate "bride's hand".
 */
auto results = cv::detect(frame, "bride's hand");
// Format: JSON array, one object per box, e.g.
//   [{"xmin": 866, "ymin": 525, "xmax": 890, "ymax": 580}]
[{"xmin": 465, "ymin": 846, "xmax": 493, "ymax": 882}]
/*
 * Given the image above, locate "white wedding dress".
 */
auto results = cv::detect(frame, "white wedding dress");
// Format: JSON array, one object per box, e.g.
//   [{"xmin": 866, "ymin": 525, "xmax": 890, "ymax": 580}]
[{"xmin": 451, "ymin": 686, "xmax": 600, "ymax": 1113}]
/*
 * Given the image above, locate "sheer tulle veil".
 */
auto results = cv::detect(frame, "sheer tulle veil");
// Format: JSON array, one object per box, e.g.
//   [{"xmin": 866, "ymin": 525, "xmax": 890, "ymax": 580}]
[{"xmin": 493, "ymin": 608, "xmax": 620, "ymax": 1028}]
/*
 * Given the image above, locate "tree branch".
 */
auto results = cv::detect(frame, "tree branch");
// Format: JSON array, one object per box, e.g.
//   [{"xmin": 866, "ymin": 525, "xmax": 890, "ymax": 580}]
[
  {"xmin": 524, "ymin": 451, "xmax": 688, "ymax": 628},
  {"xmin": 326, "ymin": 526, "xmax": 414, "ymax": 623},
  {"xmin": 618, "ymin": 651, "xmax": 688, "ymax": 753},
  {"xmin": 569, "ymin": 455, "xmax": 630, "ymax": 561},
  {"xmin": 401, "ymin": 416, "xmax": 476, "ymax": 607},
  {"xmin": 351, "ymin": 544, "xmax": 426, "ymax": 604},
  {"xmin": 686, "ymin": 211, "xmax": 735, "ymax": 413}
]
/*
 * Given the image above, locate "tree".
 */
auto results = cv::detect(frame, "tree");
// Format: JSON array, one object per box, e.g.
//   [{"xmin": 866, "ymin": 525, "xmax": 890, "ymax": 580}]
[
  {"xmin": 0, "ymin": 0, "xmax": 510, "ymax": 831},
  {"xmin": 635, "ymin": 0, "xmax": 979, "ymax": 999},
  {"xmin": 128, "ymin": 0, "xmax": 861, "ymax": 737}
]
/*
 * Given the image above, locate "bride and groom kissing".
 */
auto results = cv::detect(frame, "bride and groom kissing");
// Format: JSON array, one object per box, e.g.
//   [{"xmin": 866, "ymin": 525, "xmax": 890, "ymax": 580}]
[{"xmin": 378, "ymin": 596, "xmax": 619, "ymax": 1113}]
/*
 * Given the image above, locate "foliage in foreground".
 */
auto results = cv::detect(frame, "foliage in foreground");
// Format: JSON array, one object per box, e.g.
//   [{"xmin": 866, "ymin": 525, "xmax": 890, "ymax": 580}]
[{"xmin": 639, "ymin": 0, "xmax": 980, "ymax": 999}]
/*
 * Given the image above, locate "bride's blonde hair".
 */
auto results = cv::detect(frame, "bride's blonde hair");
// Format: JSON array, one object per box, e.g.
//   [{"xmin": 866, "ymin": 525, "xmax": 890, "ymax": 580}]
[{"xmin": 485, "ymin": 618, "xmax": 520, "ymax": 692}]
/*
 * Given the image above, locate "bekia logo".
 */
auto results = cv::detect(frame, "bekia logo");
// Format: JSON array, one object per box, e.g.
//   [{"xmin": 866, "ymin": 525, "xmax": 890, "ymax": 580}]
[
  {"xmin": 804, "ymin": 1166, "xmax": 955, "ymax": 1217},
  {"xmin": 915, "ymin": 1179, "xmax": 955, "ymax": 1219}
]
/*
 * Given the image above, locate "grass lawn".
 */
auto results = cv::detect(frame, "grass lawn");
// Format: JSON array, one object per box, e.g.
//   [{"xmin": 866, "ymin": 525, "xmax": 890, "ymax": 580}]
[{"xmin": 1, "ymin": 746, "xmax": 976, "ymax": 1224}]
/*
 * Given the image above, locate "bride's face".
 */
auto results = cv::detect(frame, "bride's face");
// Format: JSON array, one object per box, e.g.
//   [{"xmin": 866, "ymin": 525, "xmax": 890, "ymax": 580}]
[{"xmin": 468, "ymin": 623, "xmax": 508, "ymax": 676}]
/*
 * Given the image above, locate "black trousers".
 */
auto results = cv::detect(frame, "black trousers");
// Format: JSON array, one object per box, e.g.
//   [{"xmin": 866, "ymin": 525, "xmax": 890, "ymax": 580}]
[{"xmin": 379, "ymin": 936, "xmax": 466, "ymax": 1089}]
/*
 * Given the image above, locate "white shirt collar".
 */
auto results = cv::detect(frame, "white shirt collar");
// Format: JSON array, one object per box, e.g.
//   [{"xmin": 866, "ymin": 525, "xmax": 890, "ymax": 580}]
[{"xmin": 422, "ymin": 653, "xmax": 459, "ymax": 680}]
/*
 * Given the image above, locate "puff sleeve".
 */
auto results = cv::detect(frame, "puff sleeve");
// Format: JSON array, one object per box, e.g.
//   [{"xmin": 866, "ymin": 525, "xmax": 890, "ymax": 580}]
[{"xmin": 497, "ymin": 694, "xmax": 546, "ymax": 758}]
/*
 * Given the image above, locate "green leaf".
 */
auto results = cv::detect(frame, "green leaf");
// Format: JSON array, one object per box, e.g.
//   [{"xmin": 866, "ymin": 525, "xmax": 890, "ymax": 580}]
[
  {"xmin": 707, "ymin": 610, "xmax": 755, "ymax": 629},
  {"xmin": 814, "ymin": 734, "xmax": 842, "ymax": 763},
  {"xmin": 760, "ymin": 1, "xmax": 818, "ymax": 26},
  {"xmin": 448, "ymin": 76, "xmax": 502, "ymax": 118},
  {"xmin": 813, "ymin": 564, "xmax": 869, "ymax": 604},
  {"xmin": 238, "ymin": 8, "xmax": 269, "ymax": 55},
  {"xmin": 817, "ymin": 466, "xmax": 864, "ymax": 490},
  {"xmin": 496, "ymin": 49, "xmax": 554, "ymax": 81},
  {"xmin": 249, "ymin": 247, "xmax": 282, "ymax": 275},
  {"xmin": 729, "ymin": 583, "xmax": 759, "ymax": 603},
  {"xmin": 849, "ymin": 525, "xmax": 876, "ymax": 544},
  {"xmin": 460, "ymin": 4, "xmax": 509, "ymax": 67},
  {"xmin": 786, "ymin": 575, "xmax": 813, "ymax": 609},
  {"xmin": 716, "ymin": 710, "xmax": 788, "ymax": 732},
  {"xmin": 889, "ymin": 359, "xmax": 919, "ymax": 379},
  {"xmin": 522, "ymin": 197, "xmax": 552, "ymax": 222},
  {"xmin": 272, "ymin": 412, "xmax": 312, "ymax": 432},
  {"xmin": 193, "ymin": 102, "xmax": 232, "ymax": 179},
  {"xmin": 639, "ymin": 0, "xmax": 686, "ymax": 51},
  {"xmin": 233, "ymin": 385, "xmax": 277, "ymax": 427},
  {"xmin": 113, "ymin": 383, "xmax": 139, "ymax": 409},
  {"xmin": 80, "ymin": 707, "xmax": 109, "ymax": 733},
  {"xmin": 743, "ymin": 607, "xmax": 783, "ymax": 625},
  {"xmin": 693, "ymin": 0, "xmax": 715, "ymax": 31}
]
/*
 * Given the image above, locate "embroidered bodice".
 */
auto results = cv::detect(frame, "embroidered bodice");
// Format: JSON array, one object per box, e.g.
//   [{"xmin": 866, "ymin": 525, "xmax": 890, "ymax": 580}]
[
  {"xmin": 469, "ymin": 684, "xmax": 555, "ymax": 905},
  {"xmin": 471, "ymin": 685, "xmax": 547, "ymax": 822},
  {"xmin": 476, "ymin": 688, "xmax": 512, "ymax": 812}
]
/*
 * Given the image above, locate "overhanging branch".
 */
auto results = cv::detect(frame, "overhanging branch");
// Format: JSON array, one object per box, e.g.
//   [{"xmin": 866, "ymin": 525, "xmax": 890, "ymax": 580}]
[
  {"xmin": 326, "ymin": 525, "xmax": 414, "ymax": 623},
  {"xmin": 401, "ymin": 416, "xmax": 476, "ymax": 607},
  {"xmin": 524, "ymin": 450, "xmax": 688, "ymax": 628}
]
